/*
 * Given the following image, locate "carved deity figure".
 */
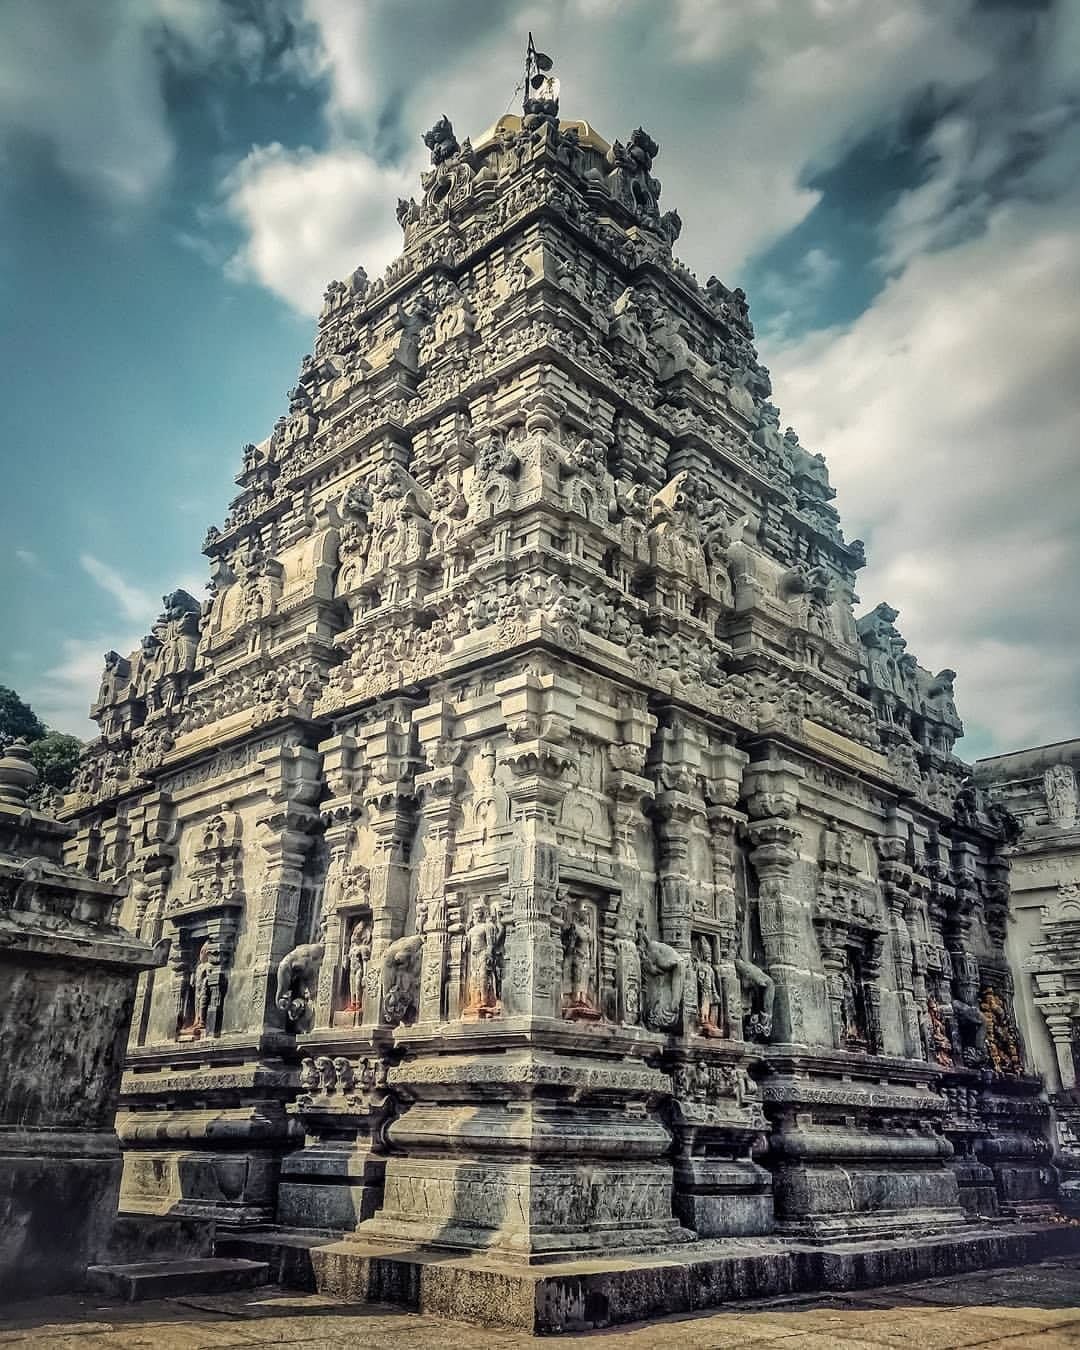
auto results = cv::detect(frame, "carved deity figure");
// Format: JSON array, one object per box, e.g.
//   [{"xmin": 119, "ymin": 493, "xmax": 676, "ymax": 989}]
[
  {"xmin": 562, "ymin": 900, "xmax": 599, "ymax": 1018},
  {"xmin": 925, "ymin": 996, "xmax": 955, "ymax": 1067},
  {"xmin": 276, "ymin": 920, "xmax": 327, "ymax": 1033},
  {"xmin": 610, "ymin": 288, "xmax": 648, "ymax": 352},
  {"xmin": 381, "ymin": 933, "xmax": 424, "ymax": 1025},
  {"xmin": 345, "ymin": 919, "xmax": 372, "ymax": 1012},
  {"xmin": 734, "ymin": 891, "xmax": 774, "ymax": 1040},
  {"xmin": 693, "ymin": 935, "xmax": 723, "ymax": 1037},
  {"xmin": 839, "ymin": 960, "xmax": 869, "ymax": 1050},
  {"xmin": 474, "ymin": 428, "xmax": 520, "ymax": 481},
  {"xmin": 952, "ymin": 967, "xmax": 988, "ymax": 1067},
  {"xmin": 179, "ymin": 941, "xmax": 212, "ymax": 1037},
  {"xmin": 981, "ymin": 985, "xmax": 1024, "ymax": 1076},
  {"xmin": 636, "ymin": 919, "xmax": 686, "ymax": 1032},
  {"xmin": 422, "ymin": 114, "xmax": 459, "ymax": 166},
  {"xmin": 94, "ymin": 650, "xmax": 130, "ymax": 711},
  {"xmin": 1045, "ymin": 763, "xmax": 1080, "ymax": 828},
  {"xmin": 463, "ymin": 899, "xmax": 505, "ymax": 1016},
  {"xmin": 555, "ymin": 257, "xmax": 590, "ymax": 304}
]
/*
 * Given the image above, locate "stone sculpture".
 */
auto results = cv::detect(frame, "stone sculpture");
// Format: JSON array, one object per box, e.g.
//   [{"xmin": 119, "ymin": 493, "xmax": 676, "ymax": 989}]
[
  {"xmin": 276, "ymin": 920, "xmax": 328, "ymax": 1033},
  {"xmin": 636, "ymin": 919, "xmax": 686, "ymax": 1031},
  {"xmin": 562, "ymin": 899, "xmax": 599, "ymax": 1018},
  {"xmin": 693, "ymin": 935, "xmax": 724, "ymax": 1036},
  {"xmin": 380, "ymin": 933, "xmax": 423, "ymax": 1026},
  {"xmin": 345, "ymin": 918, "xmax": 372, "ymax": 1012},
  {"xmin": 462, "ymin": 899, "xmax": 504, "ymax": 1016}
]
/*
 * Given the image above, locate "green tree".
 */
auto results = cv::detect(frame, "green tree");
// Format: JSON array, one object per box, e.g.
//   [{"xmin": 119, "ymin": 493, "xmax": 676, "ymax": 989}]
[
  {"xmin": 29, "ymin": 731, "xmax": 84, "ymax": 796},
  {"xmin": 0, "ymin": 685, "xmax": 46, "ymax": 746}
]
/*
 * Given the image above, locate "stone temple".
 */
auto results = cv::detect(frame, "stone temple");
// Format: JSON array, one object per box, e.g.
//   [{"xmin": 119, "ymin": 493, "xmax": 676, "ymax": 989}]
[{"xmin": 59, "ymin": 64, "xmax": 1070, "ymax": 1328}]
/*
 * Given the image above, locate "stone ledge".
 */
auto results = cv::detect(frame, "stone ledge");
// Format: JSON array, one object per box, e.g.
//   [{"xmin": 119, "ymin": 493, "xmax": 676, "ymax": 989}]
[{"xmin": 215, "ymin": 1219, "xmax": 1080, "ymax": 1333}]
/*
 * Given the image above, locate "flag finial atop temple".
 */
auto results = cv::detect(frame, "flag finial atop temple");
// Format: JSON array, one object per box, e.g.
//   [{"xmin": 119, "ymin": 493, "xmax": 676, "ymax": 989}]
[{"xmin": 523, "ymin": 32, "xmax": 559, "ymax": 123}]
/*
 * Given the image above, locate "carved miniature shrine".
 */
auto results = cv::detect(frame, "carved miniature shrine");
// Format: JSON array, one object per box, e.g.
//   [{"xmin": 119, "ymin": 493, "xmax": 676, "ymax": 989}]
[{"xmin": 62, "ymin": 54, "xmax": 1060, "ymax": 1293}]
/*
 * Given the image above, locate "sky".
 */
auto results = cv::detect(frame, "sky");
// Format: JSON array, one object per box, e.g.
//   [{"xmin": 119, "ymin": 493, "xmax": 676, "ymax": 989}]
[{"xmin": 1, "ymin": 0, "xmax": 1078, "ymax": 761}]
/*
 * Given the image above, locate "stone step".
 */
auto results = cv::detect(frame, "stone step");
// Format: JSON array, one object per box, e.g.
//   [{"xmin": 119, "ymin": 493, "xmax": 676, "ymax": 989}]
[{"xmin": 85, "ymin": 1257, "xmax": 269, "ymax": 1302}]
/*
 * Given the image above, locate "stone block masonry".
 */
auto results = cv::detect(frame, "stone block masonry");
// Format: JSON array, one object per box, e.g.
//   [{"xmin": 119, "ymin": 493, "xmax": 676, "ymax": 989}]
[{"xmin": 0, "ymin": 741, "xmax": 165, "ymax": 1299}]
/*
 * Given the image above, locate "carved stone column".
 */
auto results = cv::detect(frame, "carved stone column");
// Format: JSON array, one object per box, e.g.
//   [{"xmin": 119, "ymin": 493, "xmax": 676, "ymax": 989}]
[
  {"xmin": 1032, "ymin": 988, "xmax": 1079, "ymax": 1091},
  {"xmin": 707, "ymin": 801, "xmax": 745, "ymax": 1037},
  {"xmin": 743, "ymin": 754, "xmax": 807, "ymax": 1044},
  {"xmin": 413, "ymin": 699, "xmax": 467, "ymax": 1024},
  {"xmin": 498, "ymin": 669, "xmax": 578, "ymax": 1021},
  {"xmin": 250, "ymin": 745, "xmax": 322, "ymax": 1029},
  {"xmin": 360, "ymin": 707, "xmax": 421, "ymax": 1027},
  {"xmin": 126, "ymin": 791, "xmax": 178, "ymax": 1048},
  {"xmin": 876, "ymin": 828, "xmax": 921, "ymax": 1059}
]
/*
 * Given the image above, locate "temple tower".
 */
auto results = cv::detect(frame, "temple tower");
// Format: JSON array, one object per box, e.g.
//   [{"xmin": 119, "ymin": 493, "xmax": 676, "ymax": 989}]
[{"xmin": 64, "ymin": 55, "xmax": 1051, "ymax": 1256}]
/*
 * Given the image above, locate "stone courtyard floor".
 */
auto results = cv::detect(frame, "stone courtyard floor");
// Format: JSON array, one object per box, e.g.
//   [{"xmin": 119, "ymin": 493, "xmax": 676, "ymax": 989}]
[{"xmin": 3, "ymin": 1254, "xmax": 1080, "ymax": 1348}]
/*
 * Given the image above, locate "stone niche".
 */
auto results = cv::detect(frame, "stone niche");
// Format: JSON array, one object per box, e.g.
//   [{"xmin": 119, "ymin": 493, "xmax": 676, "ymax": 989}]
[{"xmin": 0, "ymin": 742, "xmax": 164, "ymax": 1299}]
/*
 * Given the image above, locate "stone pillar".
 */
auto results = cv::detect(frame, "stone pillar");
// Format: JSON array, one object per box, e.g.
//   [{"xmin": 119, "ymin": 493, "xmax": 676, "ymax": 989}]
[
  {"xmin": 498, "ymin": 670, "xmax": 577, "ymax": 1020},
  {"xmin": 1032, "ymin": 988, "xmax": 1078, "ymax": 1091},
  {"xmin": 743, "ymin": 754, "xmax": 807, "ymax": 1044},
  {"xmin": 876, "ymin": 825, "xmax": 921, "ymax": 1059},
  {"xmin": 360, "ymin": 707, "xmax": 421, "ymax": 1027},
  {"xmin": 312, "ymin": 729, "xmax": 367, "ymax": 1028},
  {"xmin": 250, "ymin": 744, "xmax": 322, "ymax": 1028},
  {"xmin": 126, "ymin": 791, "xmax": 178, "ymax": 1048},
  {"xmin": 413, "ymin": 699, "xmax": 467, "ymax": 1024},
  {"xmin": 707, "ymin": 801, "xmax": 745, "ymax": 1037}
]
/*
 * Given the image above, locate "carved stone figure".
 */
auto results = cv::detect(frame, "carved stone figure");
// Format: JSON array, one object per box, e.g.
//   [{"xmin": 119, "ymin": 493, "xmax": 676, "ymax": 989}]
[
  {"xmin": 693, "ymin": 936, "xmax": 723, "ymax": 1036},
  {"xmin": 952, "ymin": 972, "xmax": 988, "ymax": 1067},
  {"xmin": 381, "ymin": 933, "xmax": 424, "ymax": 1025},
  {"xmin": 345, "ymin": 918, "xmax": 372, "ymax": 1012},
  {"xmin": 562, "ymin": 900, "xmax": 599, "ymax": 1018},
  {"xmin": 178, "ymin": 941, "xmax": 212, "ymax": 1038},
  {"xmin": 422, "ymin": 114, "xmax": 459, "ymax": 165},
  {"xmin": 981, "ymin": 985, "xmax": 1023, "ymax": 1076},
  {"xmin": 635, "ymin": 919, "xmax": 685, "ymax": 1032},
  {"xmin": 839, "ymin": 960, "xmax": 869, "ymax": 1050},
  {"xmin": 610, "ymin": 288, "xmax": 648, "ymax": 352},
  {"xmin": 1045, "ymin": 764, "xmax": 1079, "ymax": 828},
  {"xmin": 734, "ymin": 889, "xmax": 774, "ymax": 1040},
  {"xmin": 276, "ymin": 920, "xmax": 328, "ymax": 1033},
  {"xmin": 462, "ymin": 899, "xmax": 504, "ymax": 1016}
]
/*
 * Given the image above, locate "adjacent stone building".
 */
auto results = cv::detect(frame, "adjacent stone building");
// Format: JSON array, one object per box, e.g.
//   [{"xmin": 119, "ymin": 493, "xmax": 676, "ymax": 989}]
[
  {"xmin": 62, "ymin": 71, "xmax": 1056, "ymax": 1263},
  {"xmin": 978, "ymin": 740, "xmax": 1080, "ymax": 1209},
  {"xmin": 0, "ymin": 741, "xmax": 163, "ymax": 1299}
]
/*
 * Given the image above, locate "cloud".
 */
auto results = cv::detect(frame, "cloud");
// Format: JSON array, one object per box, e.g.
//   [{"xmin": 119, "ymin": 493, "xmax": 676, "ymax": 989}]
[
  {"xmin": 15, "ymin": 548, "xmax": 40, "ymax": 570},
  {"xmin": 879, "ymin": 1, "xmax": 1080, "ymax": 271},
  {"xmin": 219, "ymin": 0, "xmax": 1002, "ymax": 314},
  {"xmin": 32, "ymin": 634, "xmax": 140, "ymax": 738},
  {"xmin": 79, "ymin": 554, "xmax": 156, "ymax": 624},
  {"xmin": 765, "ymin": 190, "xmax": 1080, "ymax": 754},
  {"xmin": 16, "ymin": 561, "xmax": 207, "ymax": 739},
  {"xmin": 223, "ymin": 143, "xmax": 414, "ymax": 315},
  {"xmin": 756, "ymin": 246, "xmax": 842, "ymax": 342},
  {"xmin": 0, "ymin": 0, "xmax": 308, "ymax": 206}
]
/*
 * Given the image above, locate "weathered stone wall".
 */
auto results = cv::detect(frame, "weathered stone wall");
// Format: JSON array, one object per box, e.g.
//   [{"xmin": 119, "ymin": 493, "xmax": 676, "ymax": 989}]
[
  {"xmin": 0, "ymin": 741, "xmax": 162, "ymax": 1300},
  {"xmin": 978, "ymin": 742, "xmax": 1080, "ymax": 1208}
]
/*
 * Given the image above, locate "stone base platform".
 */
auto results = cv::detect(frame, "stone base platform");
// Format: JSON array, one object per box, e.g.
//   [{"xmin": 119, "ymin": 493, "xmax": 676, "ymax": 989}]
[{"xmin": 216, "ymin": 1220, "xmax": 1080, "ymax": 1333}]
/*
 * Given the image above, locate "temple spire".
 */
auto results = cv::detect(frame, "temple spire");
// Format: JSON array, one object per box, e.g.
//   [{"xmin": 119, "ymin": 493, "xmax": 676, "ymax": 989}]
[{"xmin": 523, "ymin": 32, "xmax": 559, "ymax": 121}]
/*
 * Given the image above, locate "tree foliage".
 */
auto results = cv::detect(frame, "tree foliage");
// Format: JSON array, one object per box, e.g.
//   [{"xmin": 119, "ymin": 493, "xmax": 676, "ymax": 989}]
[
  {"xmin": 0, "ymin": 686, "xmax": 83, "ymax": 799},
  {"xmin": 29, "ymin": 731, "xmax": 84, "ymax": 794},
  {"xmin": 0, "ymin": 685, "xmax": 46, "ymax": 746}
]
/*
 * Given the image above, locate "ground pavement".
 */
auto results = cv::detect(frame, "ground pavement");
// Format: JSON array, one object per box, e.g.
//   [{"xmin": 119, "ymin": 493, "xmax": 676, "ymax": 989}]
[{"xmin": 3, "ymin": 1254, "xmax": 1080, "ymax": 1348}]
